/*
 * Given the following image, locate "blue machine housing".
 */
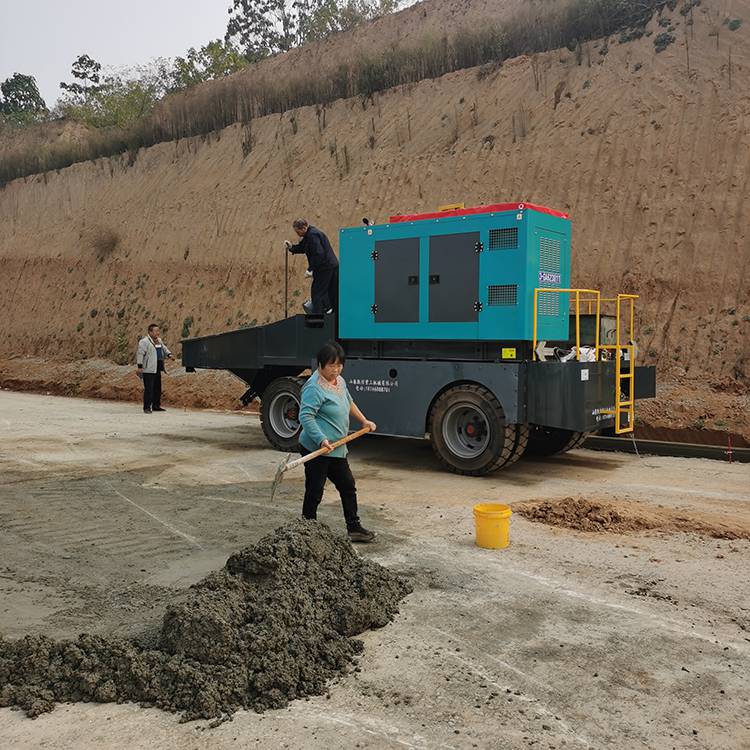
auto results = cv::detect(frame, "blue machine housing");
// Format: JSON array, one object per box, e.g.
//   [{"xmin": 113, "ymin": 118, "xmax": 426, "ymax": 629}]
[{"xmin": 339, "ymin": 204, "xmax": 571, "ymax": 343}]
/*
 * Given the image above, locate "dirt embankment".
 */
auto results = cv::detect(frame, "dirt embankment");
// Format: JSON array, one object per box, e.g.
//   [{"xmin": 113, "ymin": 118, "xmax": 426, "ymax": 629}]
[
  {"xmin": 0, "ymin": 357, "xmax": 245, "ymax": 412},
  {"xmin": 0, "ymin": 1, "xmax": 748, "ymax": 434},
  {"xmin": 0, "ymin": 521, "xmax": 411, "ymax": 721}
]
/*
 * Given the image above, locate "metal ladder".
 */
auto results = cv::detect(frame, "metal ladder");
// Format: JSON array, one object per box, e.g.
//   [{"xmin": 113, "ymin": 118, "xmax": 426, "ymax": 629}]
[{"xmin": 603, "ymin": 294, "xmax": 638, "ymax": 434}]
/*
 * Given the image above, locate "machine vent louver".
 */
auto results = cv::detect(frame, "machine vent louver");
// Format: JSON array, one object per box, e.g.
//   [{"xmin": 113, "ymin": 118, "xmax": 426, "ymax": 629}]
[
  {"xmin": 538, "ymin": 235, "xmax": 562, "ymax": 316},
  {"xmin": 488, "ymin": 228, "xmax": 518, "ymax": 250},
  {"xmin": 488, "ymin": 284, "xmax": 517, "ymax": 306}
]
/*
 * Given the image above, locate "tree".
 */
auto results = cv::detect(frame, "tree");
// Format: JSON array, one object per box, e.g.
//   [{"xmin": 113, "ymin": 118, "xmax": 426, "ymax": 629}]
[
  {"xmin": 226, "ymin": 0, "xmax": 300, "ymax": 59},
  {"xmin": 60, "ymin": 54, "xmax": 102, "ymax": 102},
  {"xmin": 56, "ymin": 59, "xmax": 173, "ymax": 129},
  {"xmin": 305, "ymin": 0, "xmax": 399, "ymax": 39},
  {"xmin": 0, "ymin": 73, "xmax": 47, "ymax": 124},
  {"xmin": 226, "ymin": 0, "xmax": 400, "ymax": 60},
  {"xmin": 171, "ymin": 40, "xmax": 248, "ymax": 89}
]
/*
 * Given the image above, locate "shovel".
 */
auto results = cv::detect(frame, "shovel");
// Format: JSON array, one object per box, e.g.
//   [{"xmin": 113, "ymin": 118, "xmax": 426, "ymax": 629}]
[{"xmin": 270, "ymin": 425, "xmax": 372, "ymax": 502}]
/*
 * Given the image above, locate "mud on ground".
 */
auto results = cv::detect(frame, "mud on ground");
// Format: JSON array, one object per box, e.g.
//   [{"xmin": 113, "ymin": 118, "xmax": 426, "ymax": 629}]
[{"xmin": 0, "ymin": 521, "xmax": 410, "ymax": 721}]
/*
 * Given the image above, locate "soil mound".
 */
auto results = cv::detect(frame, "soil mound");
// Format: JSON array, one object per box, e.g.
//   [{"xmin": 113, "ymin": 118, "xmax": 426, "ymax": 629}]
[
  {"xmin": 0, "ymin": 520, "xmax": 411, "ymax": 720},
  {"xmin": 514, "ymin": 497, "xmax": 750, "ymax": 540},
  {"xmin": 515, "ymin": 497, "xmax": 654, "ymax": 533}
]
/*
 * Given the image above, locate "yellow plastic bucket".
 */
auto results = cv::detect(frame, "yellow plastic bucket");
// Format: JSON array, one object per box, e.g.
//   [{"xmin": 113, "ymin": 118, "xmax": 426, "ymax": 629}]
[{"xmin": 473, "ymin": 503, "xmax": 512, "ymax": 549}]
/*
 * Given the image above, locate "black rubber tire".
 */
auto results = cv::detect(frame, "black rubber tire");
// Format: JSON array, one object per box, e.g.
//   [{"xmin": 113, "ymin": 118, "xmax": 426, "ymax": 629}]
[
  {"xmin": 505, "ymin": 423, "xmax": 529, "ymax": 467},
  {"xmin": 260, "ymin": 376, "xmax": 305, "ymax": 451},
  {"xmin": 524, "ymin": 425, "xmax": 589, "ymax": 457},
  {"xmin": 428, "ymin": 384, "xmax": 521, "ymax": 476}
]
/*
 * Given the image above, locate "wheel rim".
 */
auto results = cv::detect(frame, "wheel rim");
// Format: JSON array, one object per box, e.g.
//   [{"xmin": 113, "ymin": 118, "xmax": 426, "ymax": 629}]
[
  {"xmin": 442, "ymin": 402, "xmax": 491, "ymax": 459},
  {"xmin": 269, "ymin": 392, "xmax": 300, "ymax": 439}
]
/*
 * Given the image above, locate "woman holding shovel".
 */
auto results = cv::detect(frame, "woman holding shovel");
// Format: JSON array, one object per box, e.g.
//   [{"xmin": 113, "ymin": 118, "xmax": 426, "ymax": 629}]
[{"xmin": 299, "ymin": 341, "xmax": 377, "ymax": 542}]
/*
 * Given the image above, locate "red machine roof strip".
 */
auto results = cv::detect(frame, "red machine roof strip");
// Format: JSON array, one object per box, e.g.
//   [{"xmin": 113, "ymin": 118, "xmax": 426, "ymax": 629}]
[{"xmin": 389, "ymin": 202, "xmax": 569, "ymax": 223}]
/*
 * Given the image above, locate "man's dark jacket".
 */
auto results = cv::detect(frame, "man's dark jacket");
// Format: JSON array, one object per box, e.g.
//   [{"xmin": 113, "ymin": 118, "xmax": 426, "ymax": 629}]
[{"xmin": 289, "ymin": 226, "xmax": 339, "ymax": 272}]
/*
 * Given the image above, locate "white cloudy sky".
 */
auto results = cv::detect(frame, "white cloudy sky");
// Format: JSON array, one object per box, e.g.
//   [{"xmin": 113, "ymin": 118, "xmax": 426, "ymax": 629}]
[{"xmin": 0, "ymin": 0, "xmax": 229, "ymax": 107}]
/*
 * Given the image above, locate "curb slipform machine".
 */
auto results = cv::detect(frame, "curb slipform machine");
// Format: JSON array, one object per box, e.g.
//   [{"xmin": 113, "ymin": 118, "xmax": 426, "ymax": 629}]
[{"xmin": 183, "ymin": 202, "xmax": 656, "ymax": 475}]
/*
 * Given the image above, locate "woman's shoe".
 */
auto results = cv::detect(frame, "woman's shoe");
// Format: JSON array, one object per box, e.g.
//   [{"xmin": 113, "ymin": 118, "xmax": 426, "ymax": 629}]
[{"xmin": 347, "ymin": 525, "xmax": 376, "ymax": 543}]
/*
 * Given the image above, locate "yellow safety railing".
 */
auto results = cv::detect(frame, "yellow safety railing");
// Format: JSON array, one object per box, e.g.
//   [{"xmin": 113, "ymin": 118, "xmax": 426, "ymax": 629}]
[
  {"xmin": 532, "ymin": 289, "xmax": 639, "ymax": 434},
  {"xmin": 532, "ymin": 288, "xmax": 601, "ymax": 361}
]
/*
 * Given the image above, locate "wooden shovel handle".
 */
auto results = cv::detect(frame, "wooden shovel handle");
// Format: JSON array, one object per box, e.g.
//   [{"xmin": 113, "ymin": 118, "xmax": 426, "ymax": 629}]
[{"xmin": 284, "ymin": 425, "xmax": 372, "ymax": 472}]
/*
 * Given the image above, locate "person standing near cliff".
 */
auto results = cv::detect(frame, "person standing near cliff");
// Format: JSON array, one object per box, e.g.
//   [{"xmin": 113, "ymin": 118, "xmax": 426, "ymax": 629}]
[
  {"xmin": 136, "ymin": 323, "xmax": 174, "ymax": 413},
  {"xmin": 285, "ymin": 219, "xmax": 339, "ymax": 314}
]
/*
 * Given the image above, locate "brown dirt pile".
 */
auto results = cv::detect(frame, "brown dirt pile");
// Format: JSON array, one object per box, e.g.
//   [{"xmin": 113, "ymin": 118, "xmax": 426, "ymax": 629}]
[
  {"xmin": 514, "ymin": 497, "xmax": 750, "ymax": 540},
  {"xmin": 0, "ymin": 520, "xmax": 411, "ymax": 721}
]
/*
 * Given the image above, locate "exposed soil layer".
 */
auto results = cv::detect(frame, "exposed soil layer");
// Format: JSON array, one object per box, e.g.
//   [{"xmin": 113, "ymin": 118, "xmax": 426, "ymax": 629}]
[
  {"xmin": 514, "ymin": 496, "xmax": 750, "ymax": 539},
  {"xmin": 0, "ymin": 521, "xmax": 411, "ymax": 721},
  {"xmin": 2, "ymin": 356, "xmax": 747, "ymax": 443}
]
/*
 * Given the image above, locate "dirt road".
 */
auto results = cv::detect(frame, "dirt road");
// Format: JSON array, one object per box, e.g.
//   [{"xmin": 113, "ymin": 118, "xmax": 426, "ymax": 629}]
[{"xmin": 1, "ymin": 391, "xmax": 748, "ymax": 749}]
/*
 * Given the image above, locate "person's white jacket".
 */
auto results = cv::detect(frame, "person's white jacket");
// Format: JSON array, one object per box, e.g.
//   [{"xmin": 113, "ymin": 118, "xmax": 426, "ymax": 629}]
[{"xmin": 136, "ymin": 336, "xmax": 172, "ymax": 374}]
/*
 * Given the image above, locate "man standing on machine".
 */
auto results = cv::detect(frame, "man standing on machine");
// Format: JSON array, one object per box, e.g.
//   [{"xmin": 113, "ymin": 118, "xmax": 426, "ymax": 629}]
[{"xmin": 285, "ymin": 219, "xmax": 339, "ymax": 314}]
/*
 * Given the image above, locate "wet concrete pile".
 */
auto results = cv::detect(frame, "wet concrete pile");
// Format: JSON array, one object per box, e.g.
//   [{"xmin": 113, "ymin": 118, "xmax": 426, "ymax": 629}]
[{"xmin": 0, "ymin": 520, "xmax": 411, "ymax": 720}]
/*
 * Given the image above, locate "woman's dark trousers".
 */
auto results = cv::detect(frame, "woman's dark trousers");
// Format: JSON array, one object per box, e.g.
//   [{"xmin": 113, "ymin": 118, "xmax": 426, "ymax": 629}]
[{"xmin": 301, "ymin": 450, "xmax": 360, "ymax": 530}]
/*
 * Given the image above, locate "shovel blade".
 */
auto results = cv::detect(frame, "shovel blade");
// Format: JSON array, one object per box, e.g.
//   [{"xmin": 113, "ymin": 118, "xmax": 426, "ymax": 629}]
[{"xmin": 269, "ymin": 453, "xmax": 293, "ymax": 503}]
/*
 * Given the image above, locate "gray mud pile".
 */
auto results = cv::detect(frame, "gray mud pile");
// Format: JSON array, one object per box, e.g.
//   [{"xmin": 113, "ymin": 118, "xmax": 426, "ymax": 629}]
[{"xmin": 0, "ymin": 520, "xmax": 411, "ymax": 720}]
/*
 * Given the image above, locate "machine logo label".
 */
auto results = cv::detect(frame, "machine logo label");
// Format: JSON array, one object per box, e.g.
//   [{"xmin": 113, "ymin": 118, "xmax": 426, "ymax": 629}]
[
  {"xmin": 592, "ymin": 405, "xmax": 616, "ymax": 423},
  {"xmin": 350, "ymin": 378, "xmax": 398, "ymax": 394},
  {"xmin": 538, "ymin": 271, "xmax": 561, "ymax": 284}
]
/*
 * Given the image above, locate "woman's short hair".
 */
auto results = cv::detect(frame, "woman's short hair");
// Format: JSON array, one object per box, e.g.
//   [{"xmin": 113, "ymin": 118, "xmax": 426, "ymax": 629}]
[{"xmin": 317, "ymin": 341, "xmax": 345, "ymax": 367}]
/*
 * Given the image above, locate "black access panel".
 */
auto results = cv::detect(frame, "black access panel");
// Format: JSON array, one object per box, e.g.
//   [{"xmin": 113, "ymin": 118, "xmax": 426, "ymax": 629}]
[
  {"xmin": 526, "ymin": 360, "xmax": 617, "ymax": 432},
  {"xmin": 429, "ymin": 232, "xmax": 480, "ymax": 322},
  {"xmin": 374, "ymin": 237, "xmax": 420, "ymax": 323}
]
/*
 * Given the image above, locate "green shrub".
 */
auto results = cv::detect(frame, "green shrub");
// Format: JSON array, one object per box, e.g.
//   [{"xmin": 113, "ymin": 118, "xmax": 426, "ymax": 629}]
[
  {"xmin": 679, "ymin": 0, "xmax": 701, "ymax": 16},
  {"xmin": 654, "ymin": 32, "xmax": 676, "ymax": 52}
]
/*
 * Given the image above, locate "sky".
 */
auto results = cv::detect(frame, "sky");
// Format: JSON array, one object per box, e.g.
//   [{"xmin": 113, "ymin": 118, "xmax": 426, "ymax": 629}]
[{"xmin": 0, "ymin": 0, "xmax": 230, "ymax": 108}]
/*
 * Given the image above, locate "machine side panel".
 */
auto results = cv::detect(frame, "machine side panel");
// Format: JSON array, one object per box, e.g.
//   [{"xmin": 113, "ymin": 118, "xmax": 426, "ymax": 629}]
[
  {"xmin": 634, "ymin": 365, "xmax": 656, "ymax": 399},
  {"xmin": 526, "ymin": 361, "xmax": 617, "ymax": 432},
  {"xmin": 374, "ymin": 237, "xmax": 420, "ymax": 323},
  {"xmin": 428, "ymin": 231, "xmax": 480, "ymax": 323},
  {"xmin": 181, "ymin": 315, "xmax": 334, "ymax": 370},
  {"xmin": 344, "ymin": 360, "xmax": 522, "ymax": 437},
  {"xmin": 527, "ymin": 212, "xmax": 571, "ymax": 341},
  {"xmin": 477, "ymin": 212, "xmax": 528, "ymax": 341}
]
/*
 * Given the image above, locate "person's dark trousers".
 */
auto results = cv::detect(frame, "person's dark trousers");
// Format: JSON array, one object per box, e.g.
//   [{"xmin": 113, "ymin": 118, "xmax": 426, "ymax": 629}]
[
  {"xmin": 300, "ymin": 448, "xmax": 360, "ymax": 530},
  {"xmin": 327, "ymin": 267, "xmax": 339, "ymax": 313},
  {"xmin": 310, "ymin": 266, "xmax": 338, "ymax": 313},
  {"xmin": 142, "ymin": 368, "xmax": 162, "ymax": 411}
]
